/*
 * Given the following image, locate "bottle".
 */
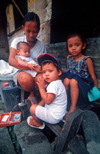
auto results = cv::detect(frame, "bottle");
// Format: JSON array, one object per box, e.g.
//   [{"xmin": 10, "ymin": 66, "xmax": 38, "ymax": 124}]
[{"xmin": 2, "ymin": 82, "xmax": 21, "ymax": 112}]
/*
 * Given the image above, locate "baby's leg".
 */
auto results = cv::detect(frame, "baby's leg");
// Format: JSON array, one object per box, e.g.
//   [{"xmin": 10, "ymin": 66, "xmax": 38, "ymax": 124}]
[{"xmin": 63, "ymin": 78, "xmax": 70, "ymax": 91}]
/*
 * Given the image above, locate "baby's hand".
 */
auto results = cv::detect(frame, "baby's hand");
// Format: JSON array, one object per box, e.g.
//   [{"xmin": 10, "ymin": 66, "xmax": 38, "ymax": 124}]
[{"xmin": 33, "ymin": 65, "xmax": 41, "ymax": 72}]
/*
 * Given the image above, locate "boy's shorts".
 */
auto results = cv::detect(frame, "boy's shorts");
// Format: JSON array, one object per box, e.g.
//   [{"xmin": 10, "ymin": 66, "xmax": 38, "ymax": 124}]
[{"xmin": 35, "ymin": 105, "xmax": 60, "ymax": 124}]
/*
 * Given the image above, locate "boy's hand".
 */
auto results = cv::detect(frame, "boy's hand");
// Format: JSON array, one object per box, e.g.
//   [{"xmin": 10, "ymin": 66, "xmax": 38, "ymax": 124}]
[{"xmin": 36, "ymin": 75, "xmax": 47, "ymax": 89}]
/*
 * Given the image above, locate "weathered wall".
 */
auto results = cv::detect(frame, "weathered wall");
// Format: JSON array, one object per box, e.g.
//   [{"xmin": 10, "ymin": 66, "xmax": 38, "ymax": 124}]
[
  {"xmin": 6, "ymin": 4, "xmax": 15, "ymax": 34},
  {"xmin": 7, "ymin": 0, "xmax": 52, "ymax": 50},
  {"xmin": 27, "ymin": 0, "xmax": 52, "ymax": 45}
]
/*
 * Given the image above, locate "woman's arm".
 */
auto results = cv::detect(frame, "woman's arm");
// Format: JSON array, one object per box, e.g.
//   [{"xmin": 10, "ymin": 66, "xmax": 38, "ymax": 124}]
[
  {"xmin": 17, "ymin": 56, "xmax": 36, "ymax": 70},
  {"xmin": 86, "ymin": 58, "xmax": 98, "ymax": 87},
  {"xmin": 8, "ymin": 47, "xmax": 31, "ymax": 70}
]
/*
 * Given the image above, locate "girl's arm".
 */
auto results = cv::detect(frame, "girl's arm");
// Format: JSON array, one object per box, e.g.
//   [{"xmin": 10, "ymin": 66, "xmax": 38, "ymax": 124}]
[
  {"xmin": 86, "ymin": 58, "xmax": 98, "ymax": 87},
  {"xmin": 8, "ymin": 47, "xmax": 31, "ymax": 70},
  {"xmin": 36, "ymin": 77, "xmax": 55, "ymax": 105}
]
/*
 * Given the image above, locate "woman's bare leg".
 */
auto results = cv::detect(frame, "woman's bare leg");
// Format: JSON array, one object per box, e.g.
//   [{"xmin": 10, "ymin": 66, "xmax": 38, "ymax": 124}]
[{"xmin": 17, "ymin": 72, "xmax": 35, "ymax": 92}]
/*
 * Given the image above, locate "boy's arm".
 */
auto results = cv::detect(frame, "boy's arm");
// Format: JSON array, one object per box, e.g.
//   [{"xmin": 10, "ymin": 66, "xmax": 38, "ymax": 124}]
[
  {"xmin": 86, "ymin": 58, "xmax": 98, "ymax": 87},
  {"xmin": 38, "ymin": 99, "xmax": 45, "ymax": 106}
]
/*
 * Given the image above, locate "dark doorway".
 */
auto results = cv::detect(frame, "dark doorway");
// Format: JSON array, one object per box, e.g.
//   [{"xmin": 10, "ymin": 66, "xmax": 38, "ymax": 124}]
[
  {"xmin": 51, "ymin": 0, "xmax": 100, "ymax": 43},
  {"xmin": 13, "ymin": 0, "xmax": 27, "ymax": 29}
]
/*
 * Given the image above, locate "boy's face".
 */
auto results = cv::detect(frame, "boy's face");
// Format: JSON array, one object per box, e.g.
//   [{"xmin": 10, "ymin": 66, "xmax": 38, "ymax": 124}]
[
  {"xmin": 17, "ymin": 44, "xmax": 30, "ymax": 58},
  {"xmin": 42, "ymin": 62, "xmax": 62, "ymax": 83},
  {"xmin": 67, "ymin": 36, "xmax": 86, "ymax": 56}
]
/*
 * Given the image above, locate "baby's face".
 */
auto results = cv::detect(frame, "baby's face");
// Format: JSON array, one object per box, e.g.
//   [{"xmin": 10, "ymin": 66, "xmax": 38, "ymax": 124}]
[{"xmin": 18, "ymin": 44, "xmax": 30, "ymax": 57}]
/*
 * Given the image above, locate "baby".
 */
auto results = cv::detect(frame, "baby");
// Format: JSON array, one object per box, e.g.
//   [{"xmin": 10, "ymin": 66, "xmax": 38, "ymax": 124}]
[{"xmin": 16, "ymin": 41, "xmax": 41, "ymax": 77}]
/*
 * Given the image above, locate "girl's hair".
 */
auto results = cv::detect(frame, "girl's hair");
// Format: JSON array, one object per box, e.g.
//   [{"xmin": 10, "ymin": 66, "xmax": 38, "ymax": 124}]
[
  {"xmin": 22, "ymin": 12, "xmax": 40, "ymax": 29},
  {"xmin": 67, "ymin": 32, "xmax": 86, "ymax": 44}
]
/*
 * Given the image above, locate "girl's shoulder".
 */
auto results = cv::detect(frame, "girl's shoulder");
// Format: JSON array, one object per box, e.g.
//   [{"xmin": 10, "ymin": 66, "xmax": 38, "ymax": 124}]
[{"xmin": 84, "ymin": 56, "xmax": 91, "ymax": 61}]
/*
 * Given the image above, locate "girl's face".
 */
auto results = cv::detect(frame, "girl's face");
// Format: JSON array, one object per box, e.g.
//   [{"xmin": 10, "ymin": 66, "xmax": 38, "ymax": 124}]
[
  {"xmin": 22, "ymin": 21, "xmax": 39, "ymax": 44},
  {"xmin": 17, "ymin": 44, "xmax": 30, "ymax": 58},
  {"xmin": 67, "ymin": 35, "xmax": 86, "ymax": 57},
  {"xmin": 42, "ymin": 63, "xmax": 62, "ymax": 83}
]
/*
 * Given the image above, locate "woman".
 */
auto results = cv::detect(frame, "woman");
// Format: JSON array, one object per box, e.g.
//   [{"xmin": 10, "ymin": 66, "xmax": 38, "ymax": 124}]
[{"xmin": 9, "ymin": 12, "xmax": 46, "ymax": 100}]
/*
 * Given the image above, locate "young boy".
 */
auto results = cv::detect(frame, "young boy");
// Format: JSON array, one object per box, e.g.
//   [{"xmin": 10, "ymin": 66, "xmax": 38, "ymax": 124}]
[{"xmin": 27, "ymin": 53, "xmax": 67, "ymax": 129}]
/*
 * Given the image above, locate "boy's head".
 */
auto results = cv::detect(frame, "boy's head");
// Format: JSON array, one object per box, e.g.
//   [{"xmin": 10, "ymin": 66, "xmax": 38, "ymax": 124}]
[
  {"xmin": 37, "ymin": 53, "xmax": 62, "ymax": 83},
  {"xmin": 17, "ymin": 42, "xmax": 30, "ymax": 58}
]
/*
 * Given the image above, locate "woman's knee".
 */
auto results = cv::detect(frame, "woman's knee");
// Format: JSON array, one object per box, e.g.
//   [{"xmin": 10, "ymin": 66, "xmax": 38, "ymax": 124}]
[{"xmin": 17, "ymin": 72, "xmax": 34, "ymax": 85}]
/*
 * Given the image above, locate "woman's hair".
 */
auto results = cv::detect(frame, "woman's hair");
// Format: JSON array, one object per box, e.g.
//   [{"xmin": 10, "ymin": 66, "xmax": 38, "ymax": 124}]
[
  {"xmin": 22, "ymin": 12, "xmax": 40, "ymax": 29},
  {"xmin": 66, "ymin": 32, "xmax": 86, "ymax": 44}
]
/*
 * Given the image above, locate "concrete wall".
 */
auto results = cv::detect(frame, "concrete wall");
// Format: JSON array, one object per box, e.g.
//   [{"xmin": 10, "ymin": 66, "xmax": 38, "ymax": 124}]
[
  {"xmin": 7, "ymin": 0, "xmax": 52, "ymax": 50},
  {"xmin": 27, "ymin": 0, "xmax": 52, "ymax": 45},
  {"xmin": 6, "ymin": 4, "xmax": 15, "ymax": 34}
]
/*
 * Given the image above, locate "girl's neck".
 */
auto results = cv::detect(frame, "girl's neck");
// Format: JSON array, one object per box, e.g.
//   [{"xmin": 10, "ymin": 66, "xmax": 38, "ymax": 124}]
[{"xmin": 72, "ymin": 54, "xmax": 83, "ymax": 61}]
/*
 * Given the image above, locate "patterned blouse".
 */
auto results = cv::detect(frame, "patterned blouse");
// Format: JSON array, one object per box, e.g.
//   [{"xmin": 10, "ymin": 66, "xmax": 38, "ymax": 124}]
[{"xmin": 67, "ymin": 55, "xmax": 90, "ymax": 78}]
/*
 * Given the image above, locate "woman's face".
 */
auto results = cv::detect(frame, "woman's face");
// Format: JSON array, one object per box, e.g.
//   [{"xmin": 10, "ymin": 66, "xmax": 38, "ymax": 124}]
[{"xmin": 22, "ymin": 21, "xmax": 39, "ymax": 44}]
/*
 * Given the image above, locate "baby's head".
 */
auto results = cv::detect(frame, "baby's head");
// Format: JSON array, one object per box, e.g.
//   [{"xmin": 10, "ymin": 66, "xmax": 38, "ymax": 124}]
[
  {"xmin": 17, "ymin": 42, "xmax": 30, "ymax": 58},
  {"xmin": 37, "ymin": 53, "xmax": 62, "ymax": 83}
]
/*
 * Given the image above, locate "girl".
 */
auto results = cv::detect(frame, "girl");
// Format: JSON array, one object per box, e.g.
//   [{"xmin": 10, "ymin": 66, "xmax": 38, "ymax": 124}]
[
  {"xmin": 27, "ymin": 53, "xmax": 67, "ymax": 129},
  {"xmin": 63, "ymin": 32, "xmax": 97, "ymax": 119},
  {"xmin": 8, "ymin": 12, "xmax": 46, "ymax": 100}
]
